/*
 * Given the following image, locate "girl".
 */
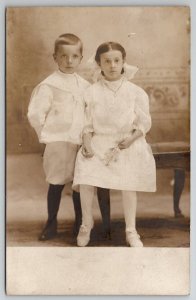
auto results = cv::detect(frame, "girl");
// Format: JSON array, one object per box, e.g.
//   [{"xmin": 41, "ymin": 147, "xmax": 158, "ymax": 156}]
[{"xmin": 73, "ymin": 41, "xmax": 156, "ymax": 247}]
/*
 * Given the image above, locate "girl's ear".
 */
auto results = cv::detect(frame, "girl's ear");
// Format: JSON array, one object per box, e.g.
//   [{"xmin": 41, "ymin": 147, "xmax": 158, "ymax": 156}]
[
  {"xmin": 53, "ymin": 53, "xmax": 57, "ymax": 62},
  {"xmin": 121, "ymin": 60, "xmax": 126, "ymax": 74}
]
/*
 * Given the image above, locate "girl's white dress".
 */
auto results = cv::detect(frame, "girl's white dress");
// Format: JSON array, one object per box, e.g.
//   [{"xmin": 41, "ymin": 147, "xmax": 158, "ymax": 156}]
[{"xmin": 73, "ymin": 76, "xmax": 156, "ymax": 192}]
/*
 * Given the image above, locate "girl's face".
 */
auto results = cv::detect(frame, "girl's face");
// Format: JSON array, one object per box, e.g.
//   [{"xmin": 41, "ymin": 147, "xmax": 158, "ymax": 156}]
[
  {"xmin": 99, "ymin": 50, "xmax": 124, "ymax": 81},
  {"xmin": 53, "ymin": 44, "xmax": 82, "ymax": 74}
]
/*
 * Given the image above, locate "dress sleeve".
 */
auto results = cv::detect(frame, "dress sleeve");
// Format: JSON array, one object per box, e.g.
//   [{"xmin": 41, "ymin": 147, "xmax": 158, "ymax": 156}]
[
  {"xmin": 27, "ymin": 84, "xmax": 52, "ymax": 141},
  {"xmin": 83, "ymin": 88, "xmax": 94, "ymax": 135},
  {"xmin": 133, "ymin": 89, "xmax": 152, "ymax": 135}
]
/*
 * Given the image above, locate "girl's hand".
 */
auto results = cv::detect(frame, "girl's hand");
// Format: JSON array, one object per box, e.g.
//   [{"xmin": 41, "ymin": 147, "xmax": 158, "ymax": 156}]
[
  {"xmin": 82, "ymin": 145, "xmax": 94, "ymax": 158},
  {"xmin": 118, "ymin": 136, "xmax": 134, "ymax": 149},
  {"xmin": 82, "ymin": 132, "xmax": 94, "ymax": 158},
  {"xmin": 118, "ymin": 129, "xmax": 143, "ymax": 150}
]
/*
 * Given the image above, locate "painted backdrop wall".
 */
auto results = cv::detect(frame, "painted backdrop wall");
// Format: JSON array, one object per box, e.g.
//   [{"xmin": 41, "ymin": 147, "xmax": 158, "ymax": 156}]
[{"xmin": 6, "ymin": 7, "xmax": 190, "ymax": 153}]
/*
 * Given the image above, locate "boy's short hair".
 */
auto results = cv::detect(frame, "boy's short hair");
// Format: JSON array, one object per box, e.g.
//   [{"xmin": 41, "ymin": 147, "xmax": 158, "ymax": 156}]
[{"xmin": 54, "ymin": 33, "xmax": 83, "ymax": 54}]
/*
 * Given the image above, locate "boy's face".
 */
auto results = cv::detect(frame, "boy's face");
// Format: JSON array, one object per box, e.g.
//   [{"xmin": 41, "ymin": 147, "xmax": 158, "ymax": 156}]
[
  {"xmin": 53, "ymin": 44, "xmax": 82, "ymax": 74},
  {"xmin": 99, "ymin": 50, "xmax": 124, "ymax": 81}
]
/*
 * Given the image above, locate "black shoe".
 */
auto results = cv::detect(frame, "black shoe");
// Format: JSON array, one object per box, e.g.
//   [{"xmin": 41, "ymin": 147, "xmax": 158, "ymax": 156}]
[
  {"xmin": 38, "ymin": 220, "xmax": 57, "ymax": 241},
  {"xmin": 103, "ymin": 229, "xmax": 112, "ymax": 240},
  {"xmin": 175, "ymin": 211, "xmax": 185, "ymax": 218}
]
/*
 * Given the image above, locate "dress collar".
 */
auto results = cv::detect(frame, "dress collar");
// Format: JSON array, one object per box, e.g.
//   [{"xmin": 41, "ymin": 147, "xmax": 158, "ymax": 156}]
[{"xmin": 101, "ymin": 76, "xmax": 126, "ymax": 94}]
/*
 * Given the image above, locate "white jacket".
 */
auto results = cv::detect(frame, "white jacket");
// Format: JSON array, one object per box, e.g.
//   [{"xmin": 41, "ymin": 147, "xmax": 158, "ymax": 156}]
[{"xmin": 27, "ymin": 71, "xmax": 90, "ymax": 144}]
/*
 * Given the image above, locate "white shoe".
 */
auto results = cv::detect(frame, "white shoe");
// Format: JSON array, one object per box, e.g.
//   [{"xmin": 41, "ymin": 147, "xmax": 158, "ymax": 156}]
[
  {"xmin": 126, "ymin": 231, "xmax": 143, "ymax": 247},
  {"xmin": 77, "ymin": 223, "xmax": 93, "ymax": 247}
]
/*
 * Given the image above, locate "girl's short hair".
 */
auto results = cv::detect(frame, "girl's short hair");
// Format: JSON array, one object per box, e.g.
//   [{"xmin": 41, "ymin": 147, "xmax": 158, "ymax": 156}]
[
  {"xmin": 54, "ymin": 33, "xmax": 83, "ymax": 54},
  {"xmin": 95, "ymin": 42, "xmax": 126, "ymax": 64}
]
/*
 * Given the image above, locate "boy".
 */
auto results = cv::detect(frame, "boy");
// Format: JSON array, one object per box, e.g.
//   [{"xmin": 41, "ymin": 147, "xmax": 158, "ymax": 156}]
[{"xmin": 28, "ymin": 33, "xmax": 111, "ymax": 241}]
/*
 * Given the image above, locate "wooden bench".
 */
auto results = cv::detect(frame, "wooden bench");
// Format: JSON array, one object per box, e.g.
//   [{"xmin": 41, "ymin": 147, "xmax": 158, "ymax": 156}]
[{"xmin": 151, "ymin": 142, "xmax": 190, "ymax": 218}]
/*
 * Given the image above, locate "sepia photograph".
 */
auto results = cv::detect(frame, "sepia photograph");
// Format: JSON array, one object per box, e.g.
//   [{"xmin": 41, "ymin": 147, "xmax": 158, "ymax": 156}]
[{"xmin": 6, "ymin": 6, "xmax": 190, "ymax": 295}]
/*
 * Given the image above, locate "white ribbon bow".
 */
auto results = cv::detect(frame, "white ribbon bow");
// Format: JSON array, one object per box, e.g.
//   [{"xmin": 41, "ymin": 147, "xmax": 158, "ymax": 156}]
[{"xmin": 85, "ymin": 54, "xmax": 139, "ymax": 82}]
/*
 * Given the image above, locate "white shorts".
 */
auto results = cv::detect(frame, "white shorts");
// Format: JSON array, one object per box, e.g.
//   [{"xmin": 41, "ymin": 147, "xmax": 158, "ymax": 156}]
[{"xmin": 43, "ymin": 142, "xmax": 79, "ymax": 185}]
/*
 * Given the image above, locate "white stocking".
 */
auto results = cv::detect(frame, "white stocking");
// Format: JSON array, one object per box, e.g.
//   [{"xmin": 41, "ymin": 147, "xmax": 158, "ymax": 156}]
[
  {"xmin": 80, "ymin": 184, "xmax": 94, "ymax": 227},
  {"xmin": 121, "ymin": 191, "xmax": 137, "ymax": 232}
]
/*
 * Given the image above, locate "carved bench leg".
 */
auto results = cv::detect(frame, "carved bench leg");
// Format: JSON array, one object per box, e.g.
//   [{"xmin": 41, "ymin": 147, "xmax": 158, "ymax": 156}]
[{"xmin": 173, "ymin": 169, "xmax": 185, "ymax": 218}]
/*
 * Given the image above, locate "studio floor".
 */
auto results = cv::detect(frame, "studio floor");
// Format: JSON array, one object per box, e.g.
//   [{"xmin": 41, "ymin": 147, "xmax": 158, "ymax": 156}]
[{"xmin": 6, "ymin": 154, "xmax": 190, "ymax": 247}]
